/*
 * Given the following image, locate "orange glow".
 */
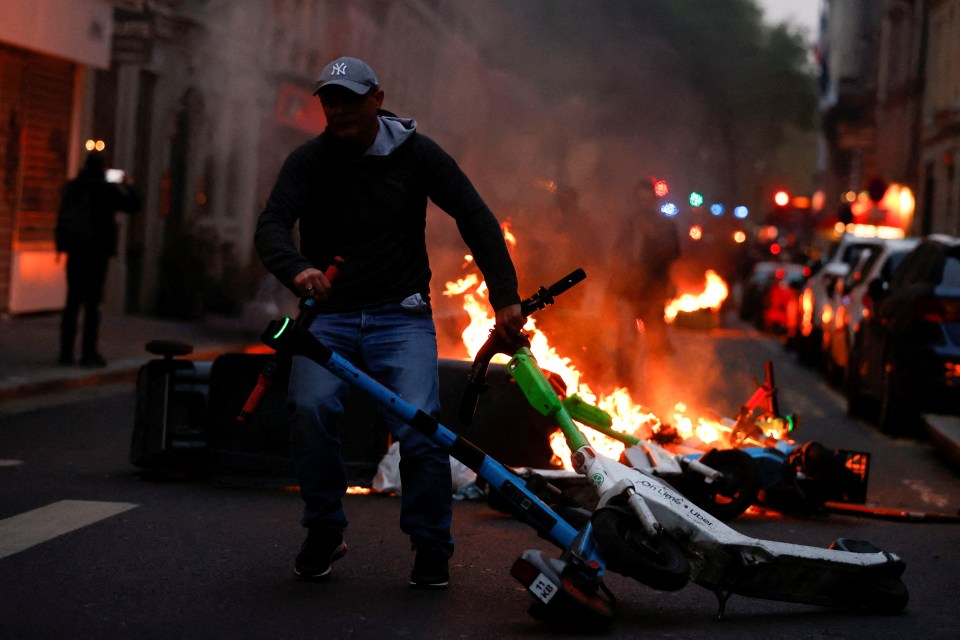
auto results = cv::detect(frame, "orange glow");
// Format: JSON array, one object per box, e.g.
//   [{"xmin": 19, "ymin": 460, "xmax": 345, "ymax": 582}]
[
  {"xmin": 800, "ymin": 288, "xmax": 814, "ymax": 336},
  {"xmin": 242, "ymin": 344, "xmax": 275, "ymax": 354},
  {"xmin": 654, "ymin": 180, "xmax": 669, "ymax": 197},
  {"xmin": 502, "ymin": 221, "xmax": 517, "ymax": 248},
  {"xmin": 664, "ymin": 270, "xmax": 729, "ymax": 323},
  {"xmin": 445, "ymin": 270, "xmax": 664, "ymax": 468},
  {"xmin": 821, "ymin": 304, "xmax": 834, "ymax": 327},
  {"xmin": 774, "ymin": 190, "xmax": 790, "ymax": 207},
  {"xmin": 443, "ymin": 233, "xmax": 788, "ymax": 471},
  {"xmin": 688, "ymin": 225, "xmax": 703, "ymax": 240},
  {"xmin": 733, "ymin": 230, "xmax": 747, "ymax": 243}
]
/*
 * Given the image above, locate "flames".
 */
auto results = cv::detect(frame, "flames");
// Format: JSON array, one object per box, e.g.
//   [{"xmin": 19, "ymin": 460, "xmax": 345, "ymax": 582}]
[
  {"xmin": 442, "ymin": 263, "xmax": 741, "ymax": 470},
  {"xmin": 442, "ymin": 271, "xmax": 663, "ymax": 466},
  {"xmin": 664, "ymin": 269, "xmax": 729, "ymax": 323},
  {"xmin": 442, "ymin": 236, "xmax": 801, "ymax": 471},
  {"xmin": 442, "ymin": 226, "xmax": 792, "ymax": 471}
]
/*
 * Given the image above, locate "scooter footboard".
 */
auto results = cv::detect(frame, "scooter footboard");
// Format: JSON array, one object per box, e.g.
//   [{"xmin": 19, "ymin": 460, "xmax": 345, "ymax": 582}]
[
  {"xmin": 692, "ymin": 538, "xmax": 906, "ymax": 610},
  {"xmin": 590, "ymin": 455, "xmax": 907, "ymax": 612}
]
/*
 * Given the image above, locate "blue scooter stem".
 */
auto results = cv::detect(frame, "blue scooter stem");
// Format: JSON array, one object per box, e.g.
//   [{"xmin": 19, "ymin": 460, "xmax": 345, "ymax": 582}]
[{"xmin": 260, "ymin": 318, "xmax": 603, "ymax": 564}]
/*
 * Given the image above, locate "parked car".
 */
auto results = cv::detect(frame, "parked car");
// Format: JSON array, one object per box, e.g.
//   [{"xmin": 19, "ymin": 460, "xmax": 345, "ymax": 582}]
[
  {"xmin": 821, "ymin": 237, "xmax": 921, "ymax": 385},
  {"xmin": 844, "ymin": 235, "xmax": 960, "ymax": 435},
  {"xmin": 739, "ymin": 261, "xmax": 807, "ymax": 332},
  {"xmin": 761, "ymin": 263, "xmax": 809, "ymax": 336},
  {"xmin": 792, "ymin": 233, "xmax": 886, "ymax": 367}
]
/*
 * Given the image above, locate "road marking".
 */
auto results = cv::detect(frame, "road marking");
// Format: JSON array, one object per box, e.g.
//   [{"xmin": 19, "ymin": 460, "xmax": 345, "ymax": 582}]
[
  {"xmin": 902, "ymin": 479, "xmax": 950, "ymax": 509},
  {"xmin": 0, "ymin": 500, "xmax": 138, "ymax": 560}
]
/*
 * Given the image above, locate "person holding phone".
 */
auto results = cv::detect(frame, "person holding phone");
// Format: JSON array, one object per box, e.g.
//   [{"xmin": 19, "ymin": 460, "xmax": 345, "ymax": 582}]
[{"xmin": 56, "ymin": 151, "xmax": 141, "ymax": 367}]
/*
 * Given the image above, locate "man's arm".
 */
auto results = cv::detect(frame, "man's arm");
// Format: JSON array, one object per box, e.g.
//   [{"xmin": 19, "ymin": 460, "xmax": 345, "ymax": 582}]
[
  {"xmin": 255, "ymin": 148, "xmax": 317, "ymax": 291},
  {"xmin": 418, "ymin": 135, "xmax": 521, "ymax": 312}
]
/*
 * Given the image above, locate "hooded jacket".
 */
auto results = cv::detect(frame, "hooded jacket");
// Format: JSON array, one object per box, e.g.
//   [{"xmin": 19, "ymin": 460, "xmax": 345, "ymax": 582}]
[{"xmin": 256, "ymin": 113, "xmax": 520, "ymax": 313}]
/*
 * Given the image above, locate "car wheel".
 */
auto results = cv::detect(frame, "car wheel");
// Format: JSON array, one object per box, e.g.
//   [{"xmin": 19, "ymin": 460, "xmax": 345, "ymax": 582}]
[
  {"xmin": 824, "ymin": 348, "xmax": 843, "ymax": 388},
  {"xmin": 877, "ymin": 356, "xmax": 920, "ymax": 437},
  {"xmin": 797, "ymin": 327, "xmax": 822, "ymax": 368},
  {"xmin": 844, "ymin": 336, "xmax": 869, "ymax": 418}
]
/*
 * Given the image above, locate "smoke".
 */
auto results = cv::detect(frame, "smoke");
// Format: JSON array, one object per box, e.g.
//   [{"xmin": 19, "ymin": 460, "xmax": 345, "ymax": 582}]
[
  {"xmin": 227, "ymin": 0, "xmax": 753, "ymax": 411},
  {"xmin": 401, "ymin": 2, "xmax": 729, "ymax": 409}
]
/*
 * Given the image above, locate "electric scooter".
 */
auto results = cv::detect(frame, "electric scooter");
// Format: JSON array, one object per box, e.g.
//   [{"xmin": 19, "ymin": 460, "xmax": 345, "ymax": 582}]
[{"xmin": 260, "ymin": 268, "xmax": 908, "ymax": 628}]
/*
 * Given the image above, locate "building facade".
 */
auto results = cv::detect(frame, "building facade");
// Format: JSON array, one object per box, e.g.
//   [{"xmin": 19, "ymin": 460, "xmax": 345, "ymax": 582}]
[
  {"xmin": 918, "ymin": 0, "xmax": 960, "ymax": 235},
  {"xmin": 0, "ymin": 0, "xmax": 114, "ymax": 314},
  {"xmin": 820, "ymin": 0, "xmax": 960, "ymax": 236},
  {"xmin": 10, "ymin": 2, "xmax": 955, "ymax": 318}
]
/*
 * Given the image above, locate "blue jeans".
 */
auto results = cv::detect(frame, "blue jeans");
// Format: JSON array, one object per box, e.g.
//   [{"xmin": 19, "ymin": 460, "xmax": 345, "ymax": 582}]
[{"xmin": 287, "ymin": 300, "xmax": 453, "ymax": 557}]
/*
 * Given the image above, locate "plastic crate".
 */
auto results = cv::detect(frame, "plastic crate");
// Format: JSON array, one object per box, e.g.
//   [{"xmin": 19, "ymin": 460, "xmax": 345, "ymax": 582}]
[{"xmin": 834, "ymin": 449, "xmax": 870, "ymax": 504}]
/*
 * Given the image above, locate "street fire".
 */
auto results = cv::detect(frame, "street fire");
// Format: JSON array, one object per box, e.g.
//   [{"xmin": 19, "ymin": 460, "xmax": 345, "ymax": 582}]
[
  {"xmin": 442, "ymin": 226, "xmax": 791, "ymax": 472},
  {"xmin": 442, "ymin": 265, "xmax": 741, "ymax": 470},
  {"xmin": 664, "ymin": 270, "xmax": 729, "ymax": 323}
]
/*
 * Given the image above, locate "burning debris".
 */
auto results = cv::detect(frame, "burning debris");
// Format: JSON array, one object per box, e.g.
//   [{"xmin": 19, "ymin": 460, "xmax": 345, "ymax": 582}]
[
  {"xmin": 441, "ymin": 252, "xmax": 786, "ymax": 469},
  {"xmin": 664, "ymin": 269, "xmax": 729, "ymax": 329}
]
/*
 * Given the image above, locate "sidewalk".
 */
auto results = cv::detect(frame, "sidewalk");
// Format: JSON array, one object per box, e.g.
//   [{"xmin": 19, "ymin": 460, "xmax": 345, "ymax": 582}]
[{"xmin": 0, "ymin": 310, "xmax": 264, "ymax": 402}]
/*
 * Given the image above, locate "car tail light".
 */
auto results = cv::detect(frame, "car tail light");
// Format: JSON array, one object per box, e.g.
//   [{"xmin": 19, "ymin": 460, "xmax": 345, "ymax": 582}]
[{"xmin": 916, "ymin": 298, "xmax": 960, "ymax": 323}]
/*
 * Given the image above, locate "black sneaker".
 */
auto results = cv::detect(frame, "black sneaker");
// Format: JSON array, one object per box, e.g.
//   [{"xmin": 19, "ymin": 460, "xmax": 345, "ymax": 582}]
[
  {"xmin": 410, "ymin": 547, "xmax": 449, "ymax": 590},
  {"xmin": 295, "ymin": 528, "xmax": 347, "ymax": 580}
]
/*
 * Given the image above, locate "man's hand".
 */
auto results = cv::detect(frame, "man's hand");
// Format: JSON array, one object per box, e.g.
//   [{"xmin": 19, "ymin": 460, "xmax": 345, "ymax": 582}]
[
  {"xmin": 293, "ymin": 267, "xmax": 333, "ymax": 301},
  {"xmin": 494, "ymin": 303, "xmax": 526, "ymax": 348}
]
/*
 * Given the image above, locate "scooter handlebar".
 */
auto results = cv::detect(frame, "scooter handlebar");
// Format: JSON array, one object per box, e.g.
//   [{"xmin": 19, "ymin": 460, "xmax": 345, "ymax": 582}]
[
  {"xmin": 520, "ymin": 268, "xmax": 586, "ymax": 316},
  {"xmin": 238, "ymin": 256, "xmax": 343, "ymax": 424},
  {"xmin": 459, "ymin": 268, "xmax": 586, "ymax": 425}
]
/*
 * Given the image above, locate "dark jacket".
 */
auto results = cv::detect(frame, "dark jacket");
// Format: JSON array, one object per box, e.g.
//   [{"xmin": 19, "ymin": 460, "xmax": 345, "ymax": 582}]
[
  {"xmin": 255, "ymin": 116, "xmax": 520, "ymax": 313},
  {"xmin": 56, "ymin": 169, "xmax": 141, "ymax": 256}
]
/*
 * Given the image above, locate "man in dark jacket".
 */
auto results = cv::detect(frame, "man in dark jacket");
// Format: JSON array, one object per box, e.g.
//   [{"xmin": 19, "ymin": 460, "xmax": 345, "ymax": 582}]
[
  {"xmin": 57, "ymin": 151, "xmax": 140, "ymax": 366},
  {"xmin": 255, "ymin": 56, "xmax": 525, "ymax": 589}
]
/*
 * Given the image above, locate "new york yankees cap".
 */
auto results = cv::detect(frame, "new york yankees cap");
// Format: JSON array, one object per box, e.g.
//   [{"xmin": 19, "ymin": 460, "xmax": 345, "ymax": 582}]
[{"xmin": 314, "ymin": 56, "xmax": 379, "ymax": 96}]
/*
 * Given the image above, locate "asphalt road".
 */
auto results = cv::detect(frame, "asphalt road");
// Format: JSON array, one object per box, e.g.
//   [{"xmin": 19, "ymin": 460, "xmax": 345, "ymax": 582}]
[{"xmin": 2, "ymin": 323, "xmax": 959, "ymax": 639}]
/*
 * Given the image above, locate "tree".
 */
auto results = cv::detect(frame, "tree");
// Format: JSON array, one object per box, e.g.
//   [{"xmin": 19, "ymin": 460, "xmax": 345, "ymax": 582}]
[{"xmin": 465, "ymin": 0, "xmax": 818, "ymax": 209}]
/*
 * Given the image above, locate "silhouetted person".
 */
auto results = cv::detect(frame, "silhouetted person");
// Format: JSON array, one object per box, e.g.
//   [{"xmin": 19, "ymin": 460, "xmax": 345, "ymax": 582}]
[
  {"xmin": 609, "ymin": 179, "xmax": 681, "ymax": 385},
  {"xmin": 56, "ymin": 151, "xmax": 140, "ymax": 367}
]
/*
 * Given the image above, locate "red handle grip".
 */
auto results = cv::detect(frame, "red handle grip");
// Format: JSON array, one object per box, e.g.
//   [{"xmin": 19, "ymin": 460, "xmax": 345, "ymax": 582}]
[
  {"xmin": 237, "ymin": 373, "xmax": 273, "ymax": 424},
  {"xmin": 237, "ymin": 256, "xmax": 345, "ymax": 424}
]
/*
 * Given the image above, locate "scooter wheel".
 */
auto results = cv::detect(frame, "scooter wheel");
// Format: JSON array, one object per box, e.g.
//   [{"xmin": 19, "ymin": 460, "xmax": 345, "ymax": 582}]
[
  {"xmin": 688, "ymin": 448, "xmax": 761, "ymax": 521},
  {"xmin": 591, "ymin": 507, "xmax": 690, "ymax": 591}
]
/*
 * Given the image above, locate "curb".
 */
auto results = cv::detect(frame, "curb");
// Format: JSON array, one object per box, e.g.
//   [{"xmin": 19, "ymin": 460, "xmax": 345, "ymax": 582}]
[
  {"xmin": 0, "ymin": 344, "xmax": 255, "ymax": 403},
  {"xmin": 925, "ymin": 414, "xmax": 960, "ymax": 472}
]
